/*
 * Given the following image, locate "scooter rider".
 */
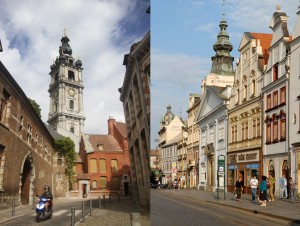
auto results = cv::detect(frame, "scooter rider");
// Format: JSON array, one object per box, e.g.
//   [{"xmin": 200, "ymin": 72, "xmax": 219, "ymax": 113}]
[{"xmin": 40, "ymin": 186, "xmax": 53, "ymax": 213}]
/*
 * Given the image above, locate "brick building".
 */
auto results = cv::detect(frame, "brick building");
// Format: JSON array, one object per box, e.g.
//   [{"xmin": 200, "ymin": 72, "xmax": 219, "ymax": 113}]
[
  {"xmin": 72, "ymin": 118, "xmax": 130, "ymax": 198},
  {"xmin": 0, "ymin": 61, "xmax": 68, "ymax": 205}
]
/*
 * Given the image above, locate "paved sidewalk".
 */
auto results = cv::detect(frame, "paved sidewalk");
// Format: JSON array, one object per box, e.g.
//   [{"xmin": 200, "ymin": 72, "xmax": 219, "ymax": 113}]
[
  {"xmin": 75, "ymin": 197, "xmax": 150, "ymax": 226},
  {"xmin": 0, "ymin": 196, "xmax": 150, "ymax": 226},
  {"xmin": 163, "ymin": 188, "xmax": 300, "ymax": 224}
]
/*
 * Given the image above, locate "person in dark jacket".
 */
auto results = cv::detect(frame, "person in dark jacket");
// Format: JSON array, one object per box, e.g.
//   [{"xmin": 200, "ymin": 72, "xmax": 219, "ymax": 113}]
[
  {"xmin": 40, "ymin": 186, "xmax": 53, "ymax": 212},
  {"xmin": 259, "ymin": 176, "xmax": 268, "ymax": 206},
  {"xmin": 234, "ymin": 176, "xmax": 243, "ymax": 201}
]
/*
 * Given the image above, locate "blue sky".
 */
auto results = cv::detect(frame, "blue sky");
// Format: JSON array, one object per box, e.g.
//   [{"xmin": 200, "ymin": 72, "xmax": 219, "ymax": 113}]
[
  {"xmin": 0, "ymin": 0, "xmax": 149, "ymax": 135},
  {"xmin": 151, "ymin": 0, "xmax": 299, "ymax": 149}
]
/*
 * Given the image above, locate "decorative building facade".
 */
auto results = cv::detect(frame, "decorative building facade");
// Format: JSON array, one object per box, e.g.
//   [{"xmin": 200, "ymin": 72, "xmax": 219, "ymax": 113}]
[
  {"xmin": 48, "ymin": 31, "xmax": 85, "ymax": 153},
  {"xmin": 289, "ymin": 5, "xmax": 300, "ymax": 191},
  {"xmin": 119, "ymin": 31, "xmax": 150, "ymax": 208},
  {"xmin": 261, "ymin": 6, "xmax": 290, "ymax": 197},
  {"xmin": 227, "ymin": 32, "xmax": 272, "ymax": 193},
  {"xmin": 158, "ymin": 105, "xmax": 185, "ymax": 184},
  {"xmin": 186, "ymin": 93, "xmax": 201, "ymax": 188},
  {"xmin": 196, "ymin": 15, "xmax": 234, "ymax": 191}
]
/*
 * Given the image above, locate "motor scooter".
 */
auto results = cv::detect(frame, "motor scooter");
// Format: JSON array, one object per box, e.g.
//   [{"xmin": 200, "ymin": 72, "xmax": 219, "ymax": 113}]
[{"xmin": 36, "ymin": 198, "xmax": 52, "ymax": 222}]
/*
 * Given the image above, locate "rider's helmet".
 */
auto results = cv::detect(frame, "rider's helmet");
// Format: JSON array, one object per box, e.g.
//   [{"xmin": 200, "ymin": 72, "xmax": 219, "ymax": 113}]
[{"xmin": 44, "ymin": 186, "xmax": 50, "ymax": 191}]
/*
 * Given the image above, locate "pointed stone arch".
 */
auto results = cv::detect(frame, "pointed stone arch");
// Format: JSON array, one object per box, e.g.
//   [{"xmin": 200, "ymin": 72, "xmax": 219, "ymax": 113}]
[{"xmin": 19, "ymin": 153, "xmax": 35, "ymax": 205}]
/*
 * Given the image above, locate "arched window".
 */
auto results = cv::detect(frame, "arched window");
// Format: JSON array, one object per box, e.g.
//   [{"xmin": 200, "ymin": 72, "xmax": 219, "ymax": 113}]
[
  {"xmin": 99, "ymin": 159, "xmax": 106, "ymax": 172},
  {"xmin": 70, "ymin": 100, "xmax": 74, "ymax": 110},
  {"xmin": 89, "ymin": 158, "xmax": 97, "ymax": 173},
  {"xmin": 100, "ymin": 176, "xmax": 108, "ymax": 188},
  {"xmin": 111, "ymin": 159, "xmax": 118, "ymax": 173},
  {"xmin": 92, "ymin": 180, "xmax": 97, "ymax": 189},
  {"xmin": 68, "ymin": 71, "xmax": 75, "ymax": 81},
  {"xmin": 70, "ymin": 126, "xmax": 74, "ymax": 133}
]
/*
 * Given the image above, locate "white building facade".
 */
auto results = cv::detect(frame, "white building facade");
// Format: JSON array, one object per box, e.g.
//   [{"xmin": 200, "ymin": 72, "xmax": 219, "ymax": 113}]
[
  {"xmin": 261, "ymin": 7, "xmax": 290, "ymax": 197},
  {"xmin": 288, "ymin": 5, "xmax": 300, "ymax": 193},
  {"xmin": 196, "ymin": 15, "xmax": 234, "ymax": 192}
]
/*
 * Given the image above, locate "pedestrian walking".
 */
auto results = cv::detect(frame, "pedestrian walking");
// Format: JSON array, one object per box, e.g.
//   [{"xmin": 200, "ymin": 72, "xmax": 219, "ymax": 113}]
[
  {"xmin": 249, "ymin": 175, "xmax": 258, "ymax": 203},
  {"xmin": 234, "ymin": 176, "xmax": 243, "ymax": 201},
  {"xmin": 268, "ymin": 175, "xmax": 276, "ymax": 201},
  {"xmin": 279, "ymin": 174, "xmax": 288, "ymax": 199},
  {"xmin": 289, "ymin": 177, "xmax": 296, "ymax": 201},
  {"xmin": 259, "ymin": 175, "xmax": 268, "ymax": 206}
]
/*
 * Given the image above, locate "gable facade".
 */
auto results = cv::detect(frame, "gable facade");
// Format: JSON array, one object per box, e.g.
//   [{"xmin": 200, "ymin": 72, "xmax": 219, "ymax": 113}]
[{"xmin": 227, "ymin": 32, "xmax": 271, "ymax": 193}]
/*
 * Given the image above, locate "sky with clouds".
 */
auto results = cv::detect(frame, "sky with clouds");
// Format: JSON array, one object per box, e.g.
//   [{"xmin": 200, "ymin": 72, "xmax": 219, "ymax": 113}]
[
  {"xmin": 151, "ymin": 0, "xmax": 300, "ymax": 149},
  {"xmin": 0, "ymin": 0, "xmax": 149, "ymax": 135}
]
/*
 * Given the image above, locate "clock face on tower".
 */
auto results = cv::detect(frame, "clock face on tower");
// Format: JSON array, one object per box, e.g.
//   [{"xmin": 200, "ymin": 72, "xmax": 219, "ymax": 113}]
[{"xmin": 68, "ymin": 88, "xmax": 75, "ymax": 97}]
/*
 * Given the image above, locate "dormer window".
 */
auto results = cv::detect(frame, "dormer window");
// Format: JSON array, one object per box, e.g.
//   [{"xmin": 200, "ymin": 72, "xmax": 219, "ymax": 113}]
[{"xmin": 97, "ymin": 144, "xmax": 104, "ymax": 151}]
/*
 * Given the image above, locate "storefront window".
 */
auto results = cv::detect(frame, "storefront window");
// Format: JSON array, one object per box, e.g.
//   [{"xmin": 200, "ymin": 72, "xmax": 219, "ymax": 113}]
[{"xmin": 228, "ymin": 166, "xmax": 236, "ymax": 186}]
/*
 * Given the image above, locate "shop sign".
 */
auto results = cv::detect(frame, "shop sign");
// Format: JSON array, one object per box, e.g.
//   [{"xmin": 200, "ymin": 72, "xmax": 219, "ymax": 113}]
[{"xmin": 229, "ymin": 150, "xmax": 259, "ymax": 163}]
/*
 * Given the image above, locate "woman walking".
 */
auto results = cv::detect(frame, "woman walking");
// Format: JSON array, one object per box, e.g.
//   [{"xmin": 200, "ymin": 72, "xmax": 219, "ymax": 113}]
[
  {"xmin": 259, "ymin": 175, "xmax": 268, "ymax": 206},
  {"xmin": 234, "ymin": 177, "xmax": 243, "ymax": 201}
]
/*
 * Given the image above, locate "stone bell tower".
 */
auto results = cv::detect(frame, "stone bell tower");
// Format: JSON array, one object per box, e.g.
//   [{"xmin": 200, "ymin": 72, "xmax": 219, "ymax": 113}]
[{"xmin": 47, "ymin": 30, "xmax": 85, "ymax": 152}]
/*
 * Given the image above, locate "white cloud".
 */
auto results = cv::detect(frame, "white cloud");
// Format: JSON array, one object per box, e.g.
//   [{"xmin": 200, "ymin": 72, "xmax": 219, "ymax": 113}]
[
  {"xmin": 0, "ymin": 0, "xmax": 149, "ymax": 135},
  {"xmin": 151, "ymin": 49, "xmax": 209, "ymax": 147}
]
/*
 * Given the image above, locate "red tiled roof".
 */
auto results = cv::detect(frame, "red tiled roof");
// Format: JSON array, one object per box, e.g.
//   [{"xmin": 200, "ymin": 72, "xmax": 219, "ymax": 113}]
[
  {"xmin": 115, "ymin": 122, "xmax": 127, "ymax": 137},
  {"xmin": 250, "ymin": 32, "xmax": 272, "ymax": 65},
  {"xmin": 87, "ymin": 134, "xmax": 123, "ymax": 152}
]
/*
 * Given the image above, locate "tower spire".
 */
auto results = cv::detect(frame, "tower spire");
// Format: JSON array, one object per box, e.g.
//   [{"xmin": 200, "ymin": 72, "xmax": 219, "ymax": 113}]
[{"xmin": 209, "ymin": 0, "xmax": 234, "ymax": 76}]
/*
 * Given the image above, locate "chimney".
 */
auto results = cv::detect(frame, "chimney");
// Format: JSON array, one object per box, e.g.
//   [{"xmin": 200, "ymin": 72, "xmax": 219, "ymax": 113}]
[{"xmin": 108, "ymin": 116, "xmax": 116, "ymax": 136}]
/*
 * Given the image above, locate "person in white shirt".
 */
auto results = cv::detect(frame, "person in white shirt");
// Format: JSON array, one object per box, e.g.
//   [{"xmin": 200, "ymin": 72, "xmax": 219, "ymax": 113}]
[
  {"xmin": 279, "ymin": 174, "xmax": 288, "ymax": 199},
  {"xmin": 249, "ymin": 175, "xmax": 258, "ymax": 203}
]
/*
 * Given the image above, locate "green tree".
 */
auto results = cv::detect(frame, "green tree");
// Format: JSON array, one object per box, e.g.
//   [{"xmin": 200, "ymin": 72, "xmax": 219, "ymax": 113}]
[
  {"xmin": 54, "ymin": 137, "xmax": 76, "ymax": 190},
  {"xmin": 28, "ymin": 98, "xmax": 42, "ymax": 118}
]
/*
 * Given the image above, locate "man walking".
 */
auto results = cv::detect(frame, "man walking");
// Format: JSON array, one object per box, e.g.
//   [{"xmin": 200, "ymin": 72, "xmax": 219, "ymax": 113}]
[
  {"xmin": 250, "ymin": 175, "xmax": 258, "ymax": 203},
  {"xmin": 279, "ymin": 174, "xmax": 288, "ymax": 199}
]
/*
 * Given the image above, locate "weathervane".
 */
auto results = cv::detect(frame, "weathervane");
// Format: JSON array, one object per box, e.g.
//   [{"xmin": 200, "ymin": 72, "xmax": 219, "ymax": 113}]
[{"xmin": 222, "ymin": 0, "xmax": 226, "ymax": 19}]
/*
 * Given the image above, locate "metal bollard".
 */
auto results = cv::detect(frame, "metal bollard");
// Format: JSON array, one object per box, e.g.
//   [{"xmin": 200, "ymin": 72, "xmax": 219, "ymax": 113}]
[
  {"xmin": 118, "ymin": 192, "xmax": 120, "ymax": 202},
  {"xmin": 1, "ymin": 193, "xmax": 3, "ymax": 209},
  {"xmin": 32, "ymin": 196, "xmax": 35, "ymax": 209},
  {"xmin": 130, "ymin": 212, "xmax": 141, "ymax": 226},
  {"xmin": 98, "ymin": 196, "xmax": 101, "ymax": 209},
  {"xmin": 103, "ymin": 195, "xmax": 105, "ymax": 207},
  {"xmin": 109, "ymin": 194, "xmax": 111, "ymax": 203},
  {"xmin": 82, "ymin": 202, "xmax": 85, "ymax": 223},
  {"xmin": 89, "ymin": 199, "xmax": 92, "ymax": 216},
  {"xmin": 71, "ymin": 207, "xmax": 75, "ymax": 226},
  {"xmin": 12, "ymin": 198, "xmax": 15, "ymax": 216}
]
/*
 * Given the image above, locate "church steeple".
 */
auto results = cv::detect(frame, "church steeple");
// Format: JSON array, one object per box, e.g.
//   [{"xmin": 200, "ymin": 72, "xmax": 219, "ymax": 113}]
[
  {"xmin": 48, "ymin": 30, "xmax": 85, "ymax": 153},
  {"xmin": 59, "ymin": 29, "xmax": 72, "ymax": 56},
  {"xmin": 210, "ymin": 13, "xmax": 234, "ymax": 76}
]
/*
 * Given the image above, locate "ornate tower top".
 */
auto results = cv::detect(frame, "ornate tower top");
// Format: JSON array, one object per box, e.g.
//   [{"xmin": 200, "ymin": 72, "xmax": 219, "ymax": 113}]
[
  {"xmin": 210, "ymin": 11, "xmax": 234, "ymax": 76},
  {"xmin": 59, "ymin": 29, "xmax": 72, "ymax": 56},
  {"xmin": 213, "ymin": 14, "xmax": 233, "ymax": 57}
]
